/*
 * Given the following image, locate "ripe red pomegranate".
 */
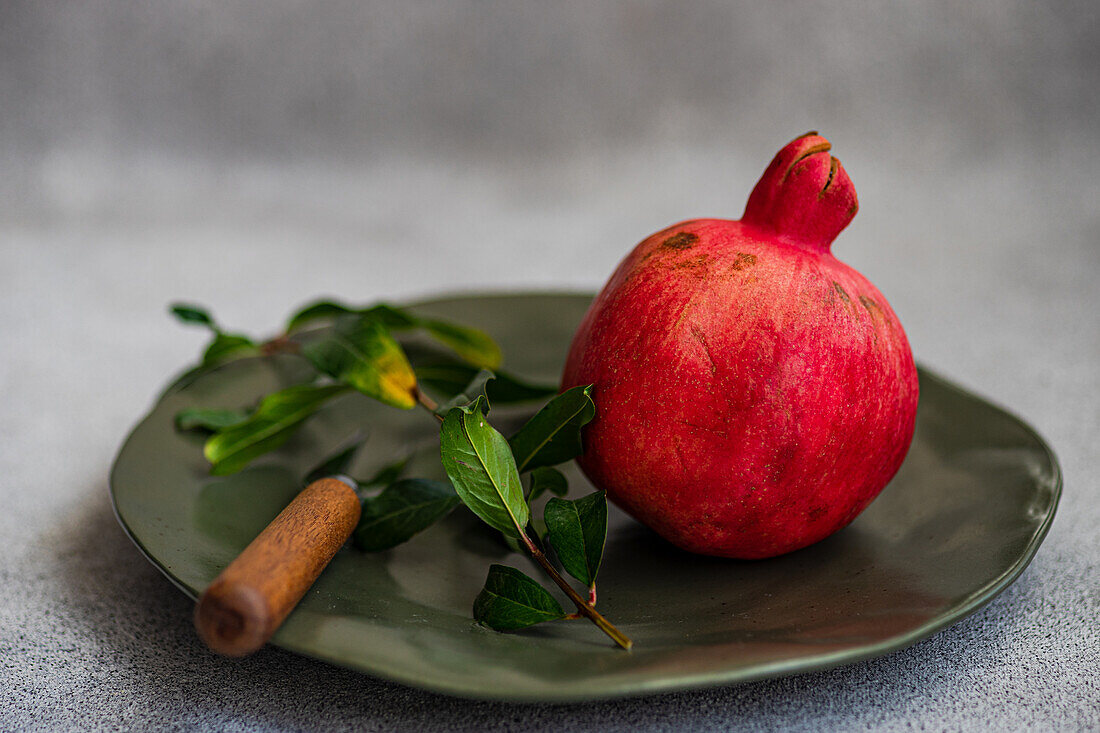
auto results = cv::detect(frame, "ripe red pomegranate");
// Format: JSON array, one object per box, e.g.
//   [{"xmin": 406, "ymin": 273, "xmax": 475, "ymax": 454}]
[{"xmin": 562, "ymin": 133, "xmax": 919, "ymax": 559}]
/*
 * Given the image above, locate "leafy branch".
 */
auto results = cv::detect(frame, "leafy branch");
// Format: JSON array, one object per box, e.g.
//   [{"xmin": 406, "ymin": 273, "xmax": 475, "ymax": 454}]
[{"xmin": 169, "ymin": 298, "xmax": 631, "ymax": 649}]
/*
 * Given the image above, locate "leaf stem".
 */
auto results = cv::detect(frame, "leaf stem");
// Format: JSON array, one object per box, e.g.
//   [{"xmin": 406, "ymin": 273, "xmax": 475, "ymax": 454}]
[
  {"xmin": 259, "ymin": 335, "xmax": 301, "ymax": 356},
  {"xmin": 519, "ymin": 531, "xmax": 632, "ymax": 650},
  {"xmin": 415, "ymin": 388, "xmax": 444, "ymax": 422}
]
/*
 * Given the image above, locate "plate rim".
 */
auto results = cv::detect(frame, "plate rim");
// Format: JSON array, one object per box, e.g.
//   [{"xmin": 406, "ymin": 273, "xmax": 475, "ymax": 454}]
[{"xmin": 109, "ymin": 291, "xmax": 1063, "ymax": 702}]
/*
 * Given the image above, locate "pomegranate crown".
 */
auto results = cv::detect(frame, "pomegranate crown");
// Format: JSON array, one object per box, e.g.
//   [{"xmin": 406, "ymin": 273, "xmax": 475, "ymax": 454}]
[{"xmin": 741, "ymin": 132, "xmax": 859, "ymax": 251}]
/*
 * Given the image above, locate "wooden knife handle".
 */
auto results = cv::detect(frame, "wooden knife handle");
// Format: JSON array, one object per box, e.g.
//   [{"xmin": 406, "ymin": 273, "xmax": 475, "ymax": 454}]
[{"xmin": 194, "ymin": 477, "xmax": 361, "ymax": 656}]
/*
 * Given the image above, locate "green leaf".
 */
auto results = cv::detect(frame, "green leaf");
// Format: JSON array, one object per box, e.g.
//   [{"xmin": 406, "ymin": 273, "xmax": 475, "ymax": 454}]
[
  {"xmin": 286, "ymin": 300, "xmax": 418, "ymax": 334},
  {"xmin": 508, "ymin": 385, "xmax": 596, "ymax": 473},
  {"xmin": 170, "ymin": 303, "xmax": 216, "ymax": 330},
  {"xmin": 528, "ymin": 466, "xmax": 568, "ymax": 501},
  {"xmin": 303, "ymin": 315, "xmax": 418, "ymax": 409},
  {"xmin": 362, "ymin": 303, "xmax": 420, "ymax": 331},
  {"xmin": 287, "ymin": 300, "xmax": 501, "ymax": 370},
  {"xmin": 174, "ymin": 407, "xmax": 250, "ymax": 432},
  {"xmin": 203, "ymin": 383, "xmax": 348, "ymax": 475},
  {"xmin": 285, "ymin": 300, "xmax": 355, "ymax": 332},
  {"xmin": 472, "ymin": 564, "xmax": 566, "ymax": 631},
  {"xmin": 202, "ymin": 332, "xmax": 258, "ymax": 366},
  {"xmin": 440, "ymin": 396, "xmax": 529, "ymax": 537},
  {"xmin": 354, "ymin": 479, "xmax": 460, "ymax": 551},
  {"xmin": 365, "ymin": 303, "xmax": 499, "ymax": 368},
  {"xmin": 414, "ymin": 359, "xmax": 558, "ymax": 404},
  {"xmin": 170, "ymin": 303, "xmax": 257, "ymax": 368},
  {"xmin": 357, "ymin": 456, "xmax": 409, "ymax": 488},
  {"xmin": 421, "ymin": 319, "xmax": 502, "ymax": 370},
  {"xmin": 544, "ymin": 491, "xmax": 608, "ymax": 587},
  {"xmin": 434, "ymin": 368, "xmax": 496, "ymax": 416},
  {"xmin": 303, "ymin": 433, "xmax": 365, "ymax": 485}
]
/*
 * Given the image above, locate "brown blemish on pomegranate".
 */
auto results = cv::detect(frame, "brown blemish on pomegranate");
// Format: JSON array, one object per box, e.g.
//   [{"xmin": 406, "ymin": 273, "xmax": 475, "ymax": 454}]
[
  {"xmin": 635, "ymin": 231, "xmax": 700, "ymax": 271},
  {"xmin": 730, "ymin": 252, "xmax": 757, "ymax": 271},
  {"xmin": 832, "ymin": 281, "xmax": 850, "ymax": 303},
  {"xmin": 859, "ymin": 295, "xmax": 880, "ymax": 315},
  {"xmin": 662, "ymin": 232, "xmax": 698, "ymax": 251}
]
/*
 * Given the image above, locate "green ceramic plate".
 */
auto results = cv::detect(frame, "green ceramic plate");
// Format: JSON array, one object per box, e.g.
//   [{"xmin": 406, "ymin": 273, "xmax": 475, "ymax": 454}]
[{"xmin": 110, "ymin": 293, "xmax": 1061, "ymax": 702}]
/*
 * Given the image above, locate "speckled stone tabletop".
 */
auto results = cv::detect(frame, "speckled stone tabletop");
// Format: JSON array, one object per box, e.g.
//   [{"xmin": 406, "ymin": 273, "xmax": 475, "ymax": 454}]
[{"xmin": 2, "ymin": 2, "xmax": 1097, "ymax": 729}]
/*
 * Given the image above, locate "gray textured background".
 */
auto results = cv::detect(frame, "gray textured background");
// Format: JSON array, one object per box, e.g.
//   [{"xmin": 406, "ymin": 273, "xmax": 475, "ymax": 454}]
[{"xmin": 2, "ymin": 2, "xmax": 1098, "ymax": 730}]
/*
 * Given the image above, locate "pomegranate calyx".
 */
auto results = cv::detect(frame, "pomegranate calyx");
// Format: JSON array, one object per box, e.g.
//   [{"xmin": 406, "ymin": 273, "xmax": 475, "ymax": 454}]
[{"xmin": 742, "ymin": 133, "xmax": 859, "ymax": 252}]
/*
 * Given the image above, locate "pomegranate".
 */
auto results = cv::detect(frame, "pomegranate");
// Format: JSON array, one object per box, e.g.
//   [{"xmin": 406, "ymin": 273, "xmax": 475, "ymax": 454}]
[{"xmin": 562, "ymin": 133, "xmax": 918, "ymax": 559}]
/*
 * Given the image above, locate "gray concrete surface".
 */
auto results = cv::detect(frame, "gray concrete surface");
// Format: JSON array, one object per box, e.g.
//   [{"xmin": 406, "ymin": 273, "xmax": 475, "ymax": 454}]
[{"xmin": 1, "ymin": 2, "xmax": 1097, "ymax": 729}]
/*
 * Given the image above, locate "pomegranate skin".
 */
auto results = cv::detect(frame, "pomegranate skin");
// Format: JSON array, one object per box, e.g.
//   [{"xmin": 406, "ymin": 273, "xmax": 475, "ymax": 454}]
[{"xmin": 562, "ymin": 133, "xmax": 919, "ymax": 559}]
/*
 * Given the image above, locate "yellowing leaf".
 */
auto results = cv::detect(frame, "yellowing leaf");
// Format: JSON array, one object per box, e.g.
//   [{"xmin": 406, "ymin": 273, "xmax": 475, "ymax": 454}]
[{"xmin": 303, "ymin": 315, "xmax": 418, "ymax": 409}]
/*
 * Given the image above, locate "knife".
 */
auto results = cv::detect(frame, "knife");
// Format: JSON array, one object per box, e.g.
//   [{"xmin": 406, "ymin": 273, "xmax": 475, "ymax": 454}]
[{"xmin": 193, "ymin": 476, "xmax": 361, "ymax": 656}]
